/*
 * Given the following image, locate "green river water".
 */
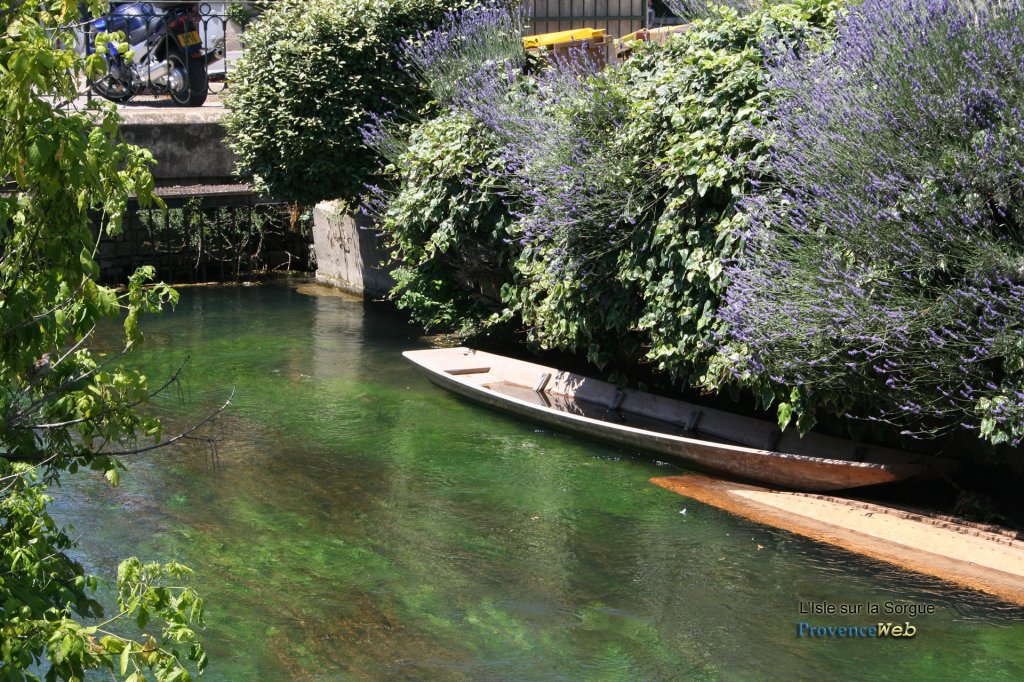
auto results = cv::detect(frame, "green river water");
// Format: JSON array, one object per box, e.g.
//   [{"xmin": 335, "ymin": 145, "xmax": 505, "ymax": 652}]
[{"xmin": 52, "ymin": 281, "xmax": 1024, "ymax": 681}]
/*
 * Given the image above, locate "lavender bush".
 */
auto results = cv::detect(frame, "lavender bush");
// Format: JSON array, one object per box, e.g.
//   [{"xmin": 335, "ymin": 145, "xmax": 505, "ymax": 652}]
[
  {"xmin": 723, "ymin": 0, "xmax": 1024, "ymax": 444},
  {"xmin": 401, "ymin": 0, "xmax": 527, "ymax": 106},
  {"xmin": 372, "ymin": 0, "xmax": 841, "ymax": 378},
  {"xmin": 473, "ymin": 52, "xmax": 656, "ymax": 366}
]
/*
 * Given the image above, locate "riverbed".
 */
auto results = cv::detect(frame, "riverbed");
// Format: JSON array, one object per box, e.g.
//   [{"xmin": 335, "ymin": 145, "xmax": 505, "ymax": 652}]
[{"xmin": 52, "ymin": 281, "xmax": 1024, "ymax": 680}]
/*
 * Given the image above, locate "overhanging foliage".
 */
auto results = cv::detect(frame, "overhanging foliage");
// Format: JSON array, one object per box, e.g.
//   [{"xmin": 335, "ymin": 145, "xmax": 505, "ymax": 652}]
[{"xmin": 1, "ymin": 1, "xmax": 207, "ymax": 678}]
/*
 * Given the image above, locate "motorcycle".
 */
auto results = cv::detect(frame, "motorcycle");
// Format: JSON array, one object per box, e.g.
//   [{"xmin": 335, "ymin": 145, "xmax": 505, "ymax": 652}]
[{"xmin": 87, "ymin": 2, "xmax": 208, "ymax": 106}]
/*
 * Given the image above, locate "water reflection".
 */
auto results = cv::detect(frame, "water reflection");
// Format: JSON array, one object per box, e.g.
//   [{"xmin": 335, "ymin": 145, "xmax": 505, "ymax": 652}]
[{"xmin": 49, "ymin": 281, "xmax": 1024, "ymax": 681}]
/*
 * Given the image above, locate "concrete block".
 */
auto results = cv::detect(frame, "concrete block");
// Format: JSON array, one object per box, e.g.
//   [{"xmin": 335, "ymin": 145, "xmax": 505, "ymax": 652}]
[{"xmin": 311, "ymin": 201, "xmax": 395, "ymax": 299}]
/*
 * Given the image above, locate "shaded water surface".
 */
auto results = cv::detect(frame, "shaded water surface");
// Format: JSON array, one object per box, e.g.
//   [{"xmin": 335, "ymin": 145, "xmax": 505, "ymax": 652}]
[{"xmin": 53, "ymin": 282, "xmax": 1024, "ymax": 680}]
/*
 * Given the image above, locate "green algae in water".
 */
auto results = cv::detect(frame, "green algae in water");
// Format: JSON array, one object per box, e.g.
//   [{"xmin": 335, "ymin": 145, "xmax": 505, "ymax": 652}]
[{"xmin": 51, "ymin": 282, "xmax": 1024, "ymax": 681}]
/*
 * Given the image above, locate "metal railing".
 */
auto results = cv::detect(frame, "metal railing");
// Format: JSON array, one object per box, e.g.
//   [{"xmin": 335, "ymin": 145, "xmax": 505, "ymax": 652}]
[
  {"xmin": 526, "ymin": 0, "xmax": 645, "ymax": 38},
  {"xmin": 69, "ymin": 0, "xmax": 654, "ymax": 105},
  {"xmin": 72, "ymin": 2, "xmax": 240, "ymax": 99}
]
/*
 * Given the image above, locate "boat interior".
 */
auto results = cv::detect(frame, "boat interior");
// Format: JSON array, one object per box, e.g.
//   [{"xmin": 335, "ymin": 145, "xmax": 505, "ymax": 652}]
[{"xmin": 411, "ymin": 348, "xmax": 920, "ymax": 465}]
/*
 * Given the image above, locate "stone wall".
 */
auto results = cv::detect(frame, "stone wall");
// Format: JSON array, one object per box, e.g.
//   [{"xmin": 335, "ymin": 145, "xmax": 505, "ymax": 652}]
[
  {"xmin": 311, "ymin": 201, "xmax": 395, "ymax": 298},
  {"xmin": 118, "ymin": 107, "xmax": 237, "ymax": 186}
]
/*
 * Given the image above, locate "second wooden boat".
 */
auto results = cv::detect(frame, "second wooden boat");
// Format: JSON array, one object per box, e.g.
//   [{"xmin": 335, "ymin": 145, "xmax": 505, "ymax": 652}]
[{"xmin": 403, "ymin": 347, "xmax": 953, "ymax": 492}]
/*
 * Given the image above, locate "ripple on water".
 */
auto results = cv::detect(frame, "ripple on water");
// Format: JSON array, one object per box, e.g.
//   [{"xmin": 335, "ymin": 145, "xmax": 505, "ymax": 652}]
[{"xmin": 49, "ymin": 283, "xmax": 1024, "ymax": 681}]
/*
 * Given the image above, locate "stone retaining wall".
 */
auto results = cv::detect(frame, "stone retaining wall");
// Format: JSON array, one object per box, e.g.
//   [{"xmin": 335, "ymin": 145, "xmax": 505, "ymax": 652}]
[{"xmin": 118, "ymin": 107, "xmax": 237, "ymax": 185}]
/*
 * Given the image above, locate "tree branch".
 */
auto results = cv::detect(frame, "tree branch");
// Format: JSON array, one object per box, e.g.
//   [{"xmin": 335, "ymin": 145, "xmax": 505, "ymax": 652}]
[{"xmin": 100, "ymin": 392, "xmax": 233, "ymax": 457}]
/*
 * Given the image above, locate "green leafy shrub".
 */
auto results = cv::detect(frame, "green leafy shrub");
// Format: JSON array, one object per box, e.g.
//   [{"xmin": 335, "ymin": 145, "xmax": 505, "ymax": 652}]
[
  {"xmin": 373, "ymin": 110, "xmax": 516, "ymax": 336},
  {"xmin": 374, "ymin": 1, "xmax": 840, "ymax": 378},
  {"xmin": 618, "ymin": 0, "xmax": 841, "ymax": 384},
  {"xmin": 225, "ymin": 0, "xmax": 478, "ymax": 206}
]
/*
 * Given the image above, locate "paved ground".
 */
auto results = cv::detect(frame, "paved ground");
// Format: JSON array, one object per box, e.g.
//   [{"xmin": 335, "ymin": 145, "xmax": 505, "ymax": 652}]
[
  {"xmin": 111, "ymin": 92, "xmax": 227, "ymax": 117},
  {"xmin": 68, "ymin": 46, "xmax": 241, "ymax": 115}
]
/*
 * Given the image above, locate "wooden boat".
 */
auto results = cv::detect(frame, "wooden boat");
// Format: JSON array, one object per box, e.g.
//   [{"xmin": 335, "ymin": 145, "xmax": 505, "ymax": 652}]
[{"xmin": 402, "ymin": 347, "xmax": 953, "ymax": 492}]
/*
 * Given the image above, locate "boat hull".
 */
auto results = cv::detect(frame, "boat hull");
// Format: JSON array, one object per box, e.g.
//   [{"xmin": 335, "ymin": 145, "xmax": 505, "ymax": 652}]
[{"xmin": 403, "ymin": 348, "xmax": 950, "ymax": 492}]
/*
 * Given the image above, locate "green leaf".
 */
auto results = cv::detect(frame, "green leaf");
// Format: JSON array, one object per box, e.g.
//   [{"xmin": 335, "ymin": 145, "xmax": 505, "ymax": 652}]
[
  {"xmin": 120, "ymin": 643, "xmax": 131, "ymax": 675},
  {"xmin": 27, "ymin": 137, "xmax": 54, "ymax": 168},
  {"xmin": 100, "ymin": 636, "xmax": 125, "ymax": 654},
  {"xmin": 796, "ymin": 410, "xmax": 817, "ymax": 435},
  {"xmin": 165, "ymin": 669, "xmax": 189, "ymax": 682},
  {"xmin": 79, "ymin": 247, "xmax": 100, "ymax": 279},
  {"xmin": 776, "ymin": 402, "xmax": 794, "ymax": 430}
]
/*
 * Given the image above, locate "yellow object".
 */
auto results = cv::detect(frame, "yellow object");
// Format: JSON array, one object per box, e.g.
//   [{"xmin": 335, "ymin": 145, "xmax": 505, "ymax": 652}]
[
  {"xmin": 522, "ymin": 28, "xmax": 606, "ymax": 49},
  {"xmin": 177, "ymin": 30, "xmax": 201, "ymax": 47}
]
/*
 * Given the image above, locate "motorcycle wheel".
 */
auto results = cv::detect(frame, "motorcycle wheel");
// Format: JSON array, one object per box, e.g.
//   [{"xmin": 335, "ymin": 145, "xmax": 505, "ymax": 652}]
[
  {"xmin": 167, "ymin": 47, "xmax": 208, "ymax": 107},
  {"xmin": 91, "ymin": 76, "xmax": 133, "ymax": 104}
]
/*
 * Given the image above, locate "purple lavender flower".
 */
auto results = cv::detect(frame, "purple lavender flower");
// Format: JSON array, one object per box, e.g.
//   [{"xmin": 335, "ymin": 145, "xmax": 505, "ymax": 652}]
[
  {"xmin": 401, "ymin": 1, "xmax": 527, "ymax": 105},
  {"xmin": 724, "ymin": 0, "xmax": 1024, "ymax": 443}
]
